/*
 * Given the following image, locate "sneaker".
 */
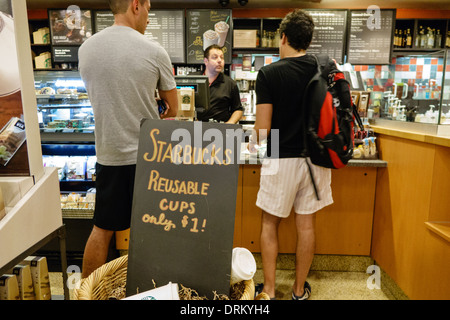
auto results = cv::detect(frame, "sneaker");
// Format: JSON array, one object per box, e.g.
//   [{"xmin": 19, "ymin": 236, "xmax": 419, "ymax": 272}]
[
  {"xmin": 255, "ymin": 283, "xmax": 276, "ymax": 300},
  {"xmin": 292, "ymin": 281, "xmax": 311, "ymax": 300}
]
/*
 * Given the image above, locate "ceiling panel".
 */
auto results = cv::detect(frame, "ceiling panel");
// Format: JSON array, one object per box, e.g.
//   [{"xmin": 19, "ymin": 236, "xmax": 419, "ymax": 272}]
[{"xmin": 24, "ymin": 0, "xmax": 450, "ymax": 10}]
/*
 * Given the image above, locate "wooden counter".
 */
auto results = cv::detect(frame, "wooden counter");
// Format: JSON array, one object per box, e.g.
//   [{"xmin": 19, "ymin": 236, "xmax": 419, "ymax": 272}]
[
  {"xmin": 371, "ymin": 124, "xmax": 450, "ymax": 300},
  {"xmin": 234, "ymin": 160, "xmax": 385, "ymax": 256},
  {"xmin": 117, "ymin": 159, "xmax": 386, "ymax": 258}
]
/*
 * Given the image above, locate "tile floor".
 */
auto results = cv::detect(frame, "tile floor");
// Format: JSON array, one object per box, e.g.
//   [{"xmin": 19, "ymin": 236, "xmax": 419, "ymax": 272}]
[{"xmin": 49, "ymin": 253, "xmax": 402, "ymax": 300}]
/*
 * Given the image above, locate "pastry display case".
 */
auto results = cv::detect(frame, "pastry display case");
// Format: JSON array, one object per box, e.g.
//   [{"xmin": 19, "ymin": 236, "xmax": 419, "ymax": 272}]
[
  {"xmin": 34, "ymin": 70, "xmax": 94, "ymax": 141},
  {"xmin": 34, "ymin": 69, "xmax": 96, "ymax": 191}
]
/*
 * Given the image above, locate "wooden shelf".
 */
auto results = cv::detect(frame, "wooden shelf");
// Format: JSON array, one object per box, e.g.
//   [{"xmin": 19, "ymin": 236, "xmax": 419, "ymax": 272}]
[{"xmin": 425, "ymin": 222, "xmax": 450, "ymax": 242}]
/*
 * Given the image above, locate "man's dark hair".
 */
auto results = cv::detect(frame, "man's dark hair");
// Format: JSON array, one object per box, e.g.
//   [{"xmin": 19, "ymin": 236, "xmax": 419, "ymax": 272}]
[
  {"xmin": 109, "ymin": 0, "xmax": 147, "ymax": 14},
  {"xmin": 279, "ymin": 9, "xmax": 315, "ymax": 51},
  {"xmin": 204, "ymin": 44, "xmax": 224, "ymax": 59}
]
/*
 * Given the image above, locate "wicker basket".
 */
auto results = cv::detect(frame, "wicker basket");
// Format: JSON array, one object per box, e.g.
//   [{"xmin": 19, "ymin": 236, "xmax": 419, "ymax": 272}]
[{"xmin": 74, "ymin": 255, "xmax": 268, "ymax": 300}]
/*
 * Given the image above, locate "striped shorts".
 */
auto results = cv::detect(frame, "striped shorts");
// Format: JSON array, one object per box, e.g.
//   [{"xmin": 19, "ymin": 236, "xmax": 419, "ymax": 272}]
[{"xmin": 256, "ymin": 157, "xmax": 333, "ymax": 218}]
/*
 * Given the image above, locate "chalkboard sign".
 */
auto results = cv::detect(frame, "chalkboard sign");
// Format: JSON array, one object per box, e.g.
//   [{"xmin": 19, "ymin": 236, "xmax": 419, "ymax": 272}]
[
  {"xmin": 52, "ymin": 46, "xmax": 78, "ymax": 62},
  {"xmin": 126, "ymin": 119, "xmax": 241, "ymax": 299},
  {"xmin": 305, "ymin": 9, "xmax": 347, "ymax": 64},
  {"xmin": 93, "ymin": 10, "xmax": 114, "ymax": 33},
  {"xmin": 347, "ymin": 9, "xmax": 396, "ymax": 65},
  {"xmin": 48, "ymin": 8, "xmax": 93, "ymax": 45},
  {"xmin": 94, "ymin": 10, "xmax": 185, "ymax": 63},
  {"xmin": 145, "ymin": 10, "xmax": 185, "ymax": 63},
  {"xmin": 186, "ymin": 9, "xmax": 232, "ymax": 64}
]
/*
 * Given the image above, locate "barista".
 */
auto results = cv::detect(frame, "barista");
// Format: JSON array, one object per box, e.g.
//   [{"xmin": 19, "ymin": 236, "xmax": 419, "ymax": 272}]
[{"xmin": 197, "ymin": 45, "xmax": 243, "ymax": 124}]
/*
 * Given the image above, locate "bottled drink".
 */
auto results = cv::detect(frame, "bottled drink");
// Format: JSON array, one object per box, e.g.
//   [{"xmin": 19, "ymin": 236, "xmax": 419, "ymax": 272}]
[
  {"xmin": 435, "ymin": 29, "xmax": 442, "ymax": 48},
  {"xmin": 420, "ymin": 28, "xmax": 427, "ymax": 48},
  {"xmin": 261, "ymin": 30, "xmax": 268, "ymax": 47},
  {"xmin": 414, "ymin": 26, "xmax": 422, "ymax": 47},
  {"xmin": 406, "ymin": 28, "xmax": 412, "ymax": 48},
  {"xmin": 394, "ymin": 29, "xmax": 399, "ymax": 48},
  {"xmin": 426, "ymin": 27, "xmax": 435, "ymax": 49}
]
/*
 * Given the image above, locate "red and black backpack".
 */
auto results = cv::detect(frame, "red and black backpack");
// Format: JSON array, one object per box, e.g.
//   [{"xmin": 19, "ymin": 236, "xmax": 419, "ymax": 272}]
[{"xmin": 301, "ymin": 54, "xmax": 364, "ymax": 199}]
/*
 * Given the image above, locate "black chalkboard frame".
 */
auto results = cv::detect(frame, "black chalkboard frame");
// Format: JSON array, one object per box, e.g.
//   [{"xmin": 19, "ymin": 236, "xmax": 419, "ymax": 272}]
[
  {"xmin": 48, "ymin": 8, "xmax": 93, "ymax": 46},
  {"xmin": 304, "ymin": 8, "xmax": 349, "ymax": 65},
  {"xmin": 346, "ymin": 8, "xmax": 397, "ymax": 65},
  {"xmin": 92, "ymin": 9, "xmax": 186, "ymax": 64},
  {"xmin": 186, "ymin": 9, "xmax": 233, "ymax": 65}
]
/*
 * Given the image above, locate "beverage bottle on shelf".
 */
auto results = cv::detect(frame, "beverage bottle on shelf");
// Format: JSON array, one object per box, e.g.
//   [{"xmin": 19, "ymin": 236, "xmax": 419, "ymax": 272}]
[
  {"xmin": 256, "ymin": 30, "xmax": 260, "ymax": 47},
  {"xmin": 394, "ymin": 29, "xmax": 399, "ymax": 48},
  {"xmin": 261, "ymin": 30, "xmax": 268, "ymax": 47},
  {"xmin": 274, "ymin": 29, "xmax": 280, "ymax": 47},
  {"xmin": 414, "ymin": 26, "xmax": 421, "ymax": 47},
  {"xmin": 426, "ymin": 27, "xmax": 435, "ymax": 49},
  {"xmin": 435, "ymin": 29, "xmax": 442, "ymax": 48},
  {"xmin": 398, "ymin": 30, "xmax": 403, "ymax": 48},
  {"xmin": 406, "ymin": 28, "xmax": 412, "ymax": 48},
  {"xmin": 268, "ymin": 32, "xmax": 274, "ymax": 47},
  {"xmin": 420, "ymin": 28, "xmax": 427, "ymax": 48},
  {"xmin": 402, "ymin": 29, "xmax": 407, "ymax": 47}
]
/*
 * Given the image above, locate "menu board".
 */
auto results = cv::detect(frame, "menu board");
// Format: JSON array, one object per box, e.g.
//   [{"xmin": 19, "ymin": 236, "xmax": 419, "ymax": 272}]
[
  {"xmin": 186, "ymin": 9, "xmax": 232, "ymax": 64},
  {"xmin": 305, "ymin": 9, "xmax": 347, "ymax": 64},
  {"xmin": 126, "ymin": 119, "xmax": 241, "ymax": 299},
  {"xmin": 145, "ymin": 10, "xmax": 185, "ymax": 63},
  {"xmin": 49, "ymin": 8, "xmax": 93, "ymax": 44},
  {"xmin": 94, "ymin": 10, "xmax": 185, "ymax": 63},
  {"xmin": 52, "ymin": 46, "xmax": 79, "ymax": 62},
  {"xmin": 93, "ymin": 10, "xmax": 114, "ymax": 32},
  {"xmin": 347, "ymin": 9, "xmax": 395, "ymax": 65}
]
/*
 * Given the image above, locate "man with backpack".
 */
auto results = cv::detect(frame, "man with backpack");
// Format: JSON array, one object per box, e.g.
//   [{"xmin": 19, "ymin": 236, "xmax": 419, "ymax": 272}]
[{"xmin": 249, "ymin": 9, "xmax": 334, "ymax": 300}]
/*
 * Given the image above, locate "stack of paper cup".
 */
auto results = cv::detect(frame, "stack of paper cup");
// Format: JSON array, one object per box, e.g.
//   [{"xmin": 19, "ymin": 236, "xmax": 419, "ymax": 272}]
[
  {"xmin": 122, "ymin": 282, "xmax": 179, "ymax": 300},
  {"xmin": 230, "ymin": 247, "xmax": 256, "ymax": 285}
]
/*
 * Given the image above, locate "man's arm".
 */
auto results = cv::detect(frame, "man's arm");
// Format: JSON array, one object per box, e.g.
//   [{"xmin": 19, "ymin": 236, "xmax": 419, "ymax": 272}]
[
  {"xmin": 158, "ymin": 88, "xmax": 179, "ymax": 118},
  {"xmin": 249, "ymin": 103, "xmax": 272, "ymax": 152},
  {"xmin": 226, "ymin": 110, "xmax": 243, "ymax": 124}
]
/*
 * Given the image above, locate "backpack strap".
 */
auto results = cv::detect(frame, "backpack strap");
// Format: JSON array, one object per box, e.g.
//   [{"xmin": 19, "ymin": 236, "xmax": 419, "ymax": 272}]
[
  {"xmin": 304, "ymin": 54, "xmax": 330, "ymax": 201},
  {"xmin": 306, "ymin": 158, "xmax": 320, "ymax": 201}
]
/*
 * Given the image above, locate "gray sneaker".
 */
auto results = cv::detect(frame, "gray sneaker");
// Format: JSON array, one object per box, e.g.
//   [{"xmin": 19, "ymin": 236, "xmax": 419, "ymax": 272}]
[{"xmin": 292, "ymin": 281, "xmax": 311, "ymax": 300}]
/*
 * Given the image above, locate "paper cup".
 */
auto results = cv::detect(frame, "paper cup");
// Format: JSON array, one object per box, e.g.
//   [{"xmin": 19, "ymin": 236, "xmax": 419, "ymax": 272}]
[
  {"xmin": 0, "ymin": 12, "xmax": 20, "ymax": 97},
  {"xmin": 230, "ymin": 247, "xmax": 256, "ymax": 285},
  {"xmin": 122, "ymin": 282, "xmax": 180, "ymax": 300},
  {"xmin": 203, "ymin": 29, "xmax": 219, "ymax": 51},
  {"xmin": 214, "ymin": 21, "xmax": 229, "ymax": 47}
]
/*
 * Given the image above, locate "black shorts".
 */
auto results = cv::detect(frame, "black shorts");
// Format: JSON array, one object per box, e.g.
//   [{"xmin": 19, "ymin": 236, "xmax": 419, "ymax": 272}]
[{"xmin": 93, "ymin": 163, "xmax": 136, "ymax": 231}]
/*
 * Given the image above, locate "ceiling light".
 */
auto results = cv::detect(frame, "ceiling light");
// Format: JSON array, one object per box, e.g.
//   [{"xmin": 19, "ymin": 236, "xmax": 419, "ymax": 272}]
[
  {"xmin": 238, "ymin": 0, "xmax": 248, "ymax": 5},
  {"xmin": 219, "ymin": 0, "xmax": 229, "ymax": 7}
]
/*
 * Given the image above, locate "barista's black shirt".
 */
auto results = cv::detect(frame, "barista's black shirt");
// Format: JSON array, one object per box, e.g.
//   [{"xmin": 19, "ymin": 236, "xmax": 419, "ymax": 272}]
[
  {"xmin": 198, "ymin": 72, "xmax": 243, "ymax": 122},
  {"xmin": 255, "ymin": 54, "xmax": 316, "ymax": 158}
]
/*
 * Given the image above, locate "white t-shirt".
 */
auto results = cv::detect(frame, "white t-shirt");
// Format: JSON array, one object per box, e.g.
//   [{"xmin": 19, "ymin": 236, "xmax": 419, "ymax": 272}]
[{"xmin": 79, "ymin": 26, "xmax": 176, "ymax": 165}]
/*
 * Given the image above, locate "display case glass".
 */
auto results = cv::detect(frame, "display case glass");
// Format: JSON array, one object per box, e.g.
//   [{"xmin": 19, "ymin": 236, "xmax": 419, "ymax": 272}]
[
  {"xmin": 441, "ymin": 51, "xmax": 450, "ymax": 124},
  {"xmin": 354, "ymin": 50, "xmax": 449, "ymax": 125},
  {"xmin": 34, "ymin": 70, "xmax": 94, "ymax": 133}
]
